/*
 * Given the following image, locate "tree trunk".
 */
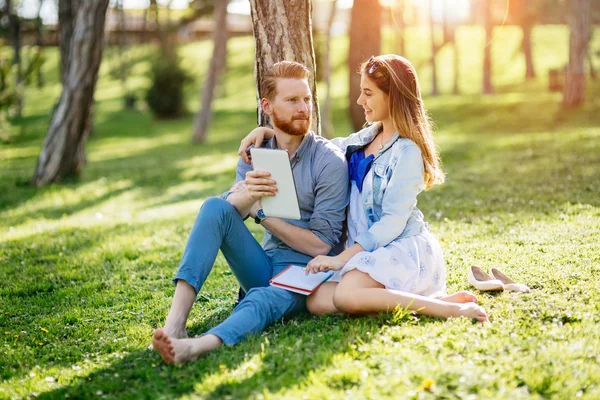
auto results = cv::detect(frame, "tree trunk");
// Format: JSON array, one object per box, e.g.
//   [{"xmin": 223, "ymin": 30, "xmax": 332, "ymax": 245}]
[
  {"xmin": 6, "ymin": 0, "xmax": 23, "ymax": 117},
  {"xmin": 563, "ymin": 0, "xmax": 591, "ymax": 107},
  {"xmin": 192, "ymin": 0, "xmax": 230, "ymax": 144},
  {"xmin": 348, "ymin": 0, "xmax": 381, "ymax": 132},
  {"xmin": 321, "ymin": 0, "xmax": 338, "ymax": 138},
  {"xmin": 36, "ymin": 0, "xmax": 45, "ymax": 88},
  {"xmin": 249, "ymin": 0, "xmax": 320, "ymax": 134},
  {"xmin": 522, "ymin": 23, "xmax": 536, "ymax": 79},
  {"xmin": 482, "ymin": 0, "xmax": 494, "ymax": 94},
  {"xmin": 452, "ymin": 38, "xmax": 460, "ymax": 95},
  {"xmin": 429, "ymin": 0, "xmax": 438, "ymax": 96},
  {"xmin": 58, "ymin": 0, "xmax": 80, "ymax": 83},
  {"xmin": 32, "ymin": 0, "xmax": 110, "ymax": 186}
]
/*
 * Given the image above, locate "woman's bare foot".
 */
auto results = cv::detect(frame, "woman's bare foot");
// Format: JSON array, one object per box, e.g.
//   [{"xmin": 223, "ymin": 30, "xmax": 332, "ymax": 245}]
[
  {"xmin": 455, "ymin": 303, "xmax": 488, "ymax": 323},
  {"xmin": 152, "ymin": 329, "xmax": 222, "ymax": 365},
  {"xmin": 440, "ymin": 291, "xmax": 478, "ymax": 304}
]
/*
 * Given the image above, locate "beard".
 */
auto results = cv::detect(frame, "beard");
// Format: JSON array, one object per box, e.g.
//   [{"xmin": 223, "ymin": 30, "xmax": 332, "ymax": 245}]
[{"xmin": 271, "ymin": 110, "xmax": 312, "ymax": 137}]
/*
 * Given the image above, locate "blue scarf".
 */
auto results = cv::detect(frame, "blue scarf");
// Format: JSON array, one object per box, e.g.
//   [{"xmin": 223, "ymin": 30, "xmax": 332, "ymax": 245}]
[{"xmin": 348, "ymin": 150, "xmax": 374, "ymax": 193}]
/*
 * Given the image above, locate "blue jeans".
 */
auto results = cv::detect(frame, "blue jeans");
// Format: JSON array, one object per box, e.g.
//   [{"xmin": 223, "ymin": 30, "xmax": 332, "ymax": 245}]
[{"xmin": 174, "ymin": 197, "xmax": 312, "ymax": 345}]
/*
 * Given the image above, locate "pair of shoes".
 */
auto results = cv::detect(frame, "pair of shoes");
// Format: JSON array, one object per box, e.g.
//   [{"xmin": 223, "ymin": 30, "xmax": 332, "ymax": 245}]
[{"xmin": 468, "ymin": 266, "xmax": 531, "ymax": 293}]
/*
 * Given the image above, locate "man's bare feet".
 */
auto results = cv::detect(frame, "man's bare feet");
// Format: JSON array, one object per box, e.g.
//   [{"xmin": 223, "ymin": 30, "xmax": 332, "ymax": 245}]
[
  {"xmin": 152, "ymin": 329, "xmax": 223, "ymax": 365},
  {"xmin": 440, "ymin": 291, "xmax": 478, "ymax": 304}
]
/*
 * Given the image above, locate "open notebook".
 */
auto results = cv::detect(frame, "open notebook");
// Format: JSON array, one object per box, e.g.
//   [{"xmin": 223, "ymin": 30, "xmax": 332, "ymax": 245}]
[{"xmin": 270, "ymin": 266, "xmax": 334, "ymax": 295}]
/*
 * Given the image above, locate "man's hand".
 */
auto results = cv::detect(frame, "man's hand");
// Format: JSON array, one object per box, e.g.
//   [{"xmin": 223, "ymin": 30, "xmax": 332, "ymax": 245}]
[{"xmin": 245, "ymin": 170, "xmax": 277, "ymax": 201}]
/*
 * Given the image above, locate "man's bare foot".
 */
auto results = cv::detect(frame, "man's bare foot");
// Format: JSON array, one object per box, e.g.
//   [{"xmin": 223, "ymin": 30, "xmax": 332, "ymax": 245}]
[
  {"xmin": 147, "ymin": 326, "xmax": 188, "ymax": 350},
  {"xmin": 152, "ymin": 329, "xmax": 176, "ymax": 364},
  {"xmin": 440, "ymin": 291, "xmax": 478, "ymax": 304},
  {"xmin": 152, "ymin": 330, "xmax": 223, "ymax": 365}
]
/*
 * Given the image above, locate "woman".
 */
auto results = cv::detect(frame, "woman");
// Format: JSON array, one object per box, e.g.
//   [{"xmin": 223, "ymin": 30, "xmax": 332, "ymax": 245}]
[{"xmin": 240, "ymin": 55, "xmax": 487, "ymax": 323}]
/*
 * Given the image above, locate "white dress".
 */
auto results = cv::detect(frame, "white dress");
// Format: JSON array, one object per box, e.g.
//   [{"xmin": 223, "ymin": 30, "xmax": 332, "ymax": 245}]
[{"xmin": 331, "ymin": 182, "xmax": 447, "ymax": 296}]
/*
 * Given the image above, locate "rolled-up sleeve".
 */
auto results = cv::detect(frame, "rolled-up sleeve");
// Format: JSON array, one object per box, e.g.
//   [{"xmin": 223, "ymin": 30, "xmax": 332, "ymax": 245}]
[
  {"xmin": 356, "ymin": 144, "xmax": 425, "ymax": 251},
  {"xmin": 220, "ymin": 157, "xmax": 252, "ymax": 200},
  {"xmin": 309, "ymin": 151, "xmax": 349, "ymax": 247}
]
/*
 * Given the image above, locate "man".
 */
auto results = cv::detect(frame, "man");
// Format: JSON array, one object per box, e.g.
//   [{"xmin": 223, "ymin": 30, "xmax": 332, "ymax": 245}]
[{"xmin": 152, "ymin": 61, "xmax": 349, "ymax": 365}]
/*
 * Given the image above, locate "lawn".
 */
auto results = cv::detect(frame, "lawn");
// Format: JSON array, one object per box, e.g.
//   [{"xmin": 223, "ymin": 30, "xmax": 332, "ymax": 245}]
[{"xmin": 1, "ymin": 25, "xmax": 599, "ymax": 399}]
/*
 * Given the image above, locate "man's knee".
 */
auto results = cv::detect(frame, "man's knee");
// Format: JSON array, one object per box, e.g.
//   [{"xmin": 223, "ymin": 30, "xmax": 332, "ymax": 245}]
[{"xmin": 199, "ymin": 197, "xmax": 237, "ymax": 222}]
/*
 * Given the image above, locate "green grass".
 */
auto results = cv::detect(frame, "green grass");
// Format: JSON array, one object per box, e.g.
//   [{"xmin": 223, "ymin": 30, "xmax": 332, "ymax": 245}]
[{"xmin": 1, "ymin": 25, "xmax": 600, "ymax": 399}]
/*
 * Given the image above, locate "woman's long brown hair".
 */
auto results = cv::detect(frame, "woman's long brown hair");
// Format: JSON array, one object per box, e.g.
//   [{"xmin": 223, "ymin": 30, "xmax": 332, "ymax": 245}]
[{"xmin": 361, "ymin": 54, "xmax": 445, "ymax": 190}]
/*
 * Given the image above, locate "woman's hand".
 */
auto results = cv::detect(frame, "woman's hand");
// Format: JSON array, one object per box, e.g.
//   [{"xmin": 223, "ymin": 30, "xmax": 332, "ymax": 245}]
[
  {"xmin": 305, "ymin": 255, "xmax": 346, "ymax": 275},
  {"xmin": 238, "ymin": 127, "xmax": 276, "ymax": 164}
]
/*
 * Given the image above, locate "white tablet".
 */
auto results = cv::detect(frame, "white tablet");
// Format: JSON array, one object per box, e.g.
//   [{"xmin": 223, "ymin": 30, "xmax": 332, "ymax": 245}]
[{"xmin": 250, "ymin": 147, "xmax": 301, "ymax": 220}]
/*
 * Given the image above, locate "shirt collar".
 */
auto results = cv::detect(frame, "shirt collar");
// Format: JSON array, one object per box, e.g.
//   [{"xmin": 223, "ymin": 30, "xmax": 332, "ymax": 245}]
[{"xmin": 267, "ymin": 131, "xmax": 314, "ymax": 162}]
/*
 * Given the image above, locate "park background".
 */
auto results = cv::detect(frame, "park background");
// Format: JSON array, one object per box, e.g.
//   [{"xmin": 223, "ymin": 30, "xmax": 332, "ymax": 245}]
[{"xmin": 1, "ymin": 0, "xmax": 599, "ymax": 398}]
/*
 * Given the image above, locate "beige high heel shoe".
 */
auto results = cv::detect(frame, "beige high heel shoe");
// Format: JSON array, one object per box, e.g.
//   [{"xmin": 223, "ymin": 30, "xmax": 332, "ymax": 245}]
[
  {"xmin": 490, "ymin": 268, "xmax": 531, "ymax": 293},
  {"xmin": 468, "ymin": 265, "xmax": 504, "ymax": 291}
]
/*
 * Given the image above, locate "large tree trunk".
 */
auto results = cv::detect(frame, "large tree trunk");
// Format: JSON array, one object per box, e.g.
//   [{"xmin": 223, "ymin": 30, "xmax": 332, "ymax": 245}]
[
  {"xmin": 348, "ymin": 0, "xmax": 382, "ymax": 132},
  {"xmin": 192, "ymin": 0, "xmax": 229, "ymax": 144},
  {"xmin": 32, "ymin": 0, "xmax": 110, "ymax": 186},
  {"xmin": 321, "ymin": 0, "xmax": 338, "ymax": 138},
  {"xmin": 563, "ymin": 0, "xmax": 591, "ymax": 107},
  {"xmin": 522, "ymin": 23, "xmax": 536, "ymax": 79},
  {"xmin": 249, "ymin": 0, "xmax": 320, "ymax": 134},
  {"xmin": 429, "ymin": 0, "xmax": 438, "ymax": 96},
  {"xmin": 482, "ymin": 0, "xmax": 494, "ymax": 94},
  {"xmin": 58, "ymin": 0, "xmax": 80, "ymax": 83},
  {"xmin": 58, "ymin": 0, "xmax": 94, "ymax": 168}
]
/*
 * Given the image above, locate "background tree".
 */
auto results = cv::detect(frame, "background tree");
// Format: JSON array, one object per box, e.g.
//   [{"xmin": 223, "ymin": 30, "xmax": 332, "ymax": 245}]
[
  {"xmin": 192, "ymin": 0, "xmax": 230, "ymax": 144},
  {"xmin": 429, "ymin": 0, "xmax": 438, "ymax": 96},
  {"xmin": 32, "ymin": 0, "xmax": 110, "ymax": 186},
  {"xmin": 5, "ymin": 0, "xmax": 23, "ymax": 117},
  {"xmin": 563, "ymin": 0, "xmax": 591, "ymax": 107},
  {"xmin": 321, "ymin": 0, "xmax": 338, "ymax": 138},
  {"xmin": 443, "ymin": 0, "xmax": 459, "ymax": 94},
  {"xmin": 508, "ymin": 0, "xmax": 538, "ymax": 80},
  {"xmin": 348, "ymin": 0, "xmax": 382, "ymax": 132},
  {"xmin": 482, "ymin": 0, "xmax": 494, "ymax": 94},
  {"xmin": 249, "ymin": 0, "xmax": 320, "ymax": 134}
]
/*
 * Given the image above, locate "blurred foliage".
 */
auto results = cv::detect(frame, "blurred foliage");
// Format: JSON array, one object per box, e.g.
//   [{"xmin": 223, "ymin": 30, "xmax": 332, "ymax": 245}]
[
  {"xmin": 145, "ymin": 53, "xmax": 192, "ymax": 119},
  {"xmin": 0, "ymin": 42, "xmax": 44, "ymax": 142}
]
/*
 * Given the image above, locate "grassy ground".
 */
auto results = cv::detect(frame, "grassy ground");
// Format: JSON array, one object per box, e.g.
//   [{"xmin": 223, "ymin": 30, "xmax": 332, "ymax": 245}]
[{"xmin": 1, "ymin": 25, "xmax": 600, "ymax": 399}]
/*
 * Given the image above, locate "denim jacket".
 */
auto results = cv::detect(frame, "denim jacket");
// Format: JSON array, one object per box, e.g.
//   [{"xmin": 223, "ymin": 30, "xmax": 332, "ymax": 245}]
[{"xmin": 332, "ymin": 125, "xmax": 428, "ymax": 252}]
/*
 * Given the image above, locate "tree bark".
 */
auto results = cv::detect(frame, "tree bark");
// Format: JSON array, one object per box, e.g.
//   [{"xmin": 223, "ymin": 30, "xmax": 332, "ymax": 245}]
[
  {"xmin": 348, "ymin": 0, "xmax": 381, "ymax": 132},
  {"xmin": 58, "ymin": 0, "xmax": 80, "ymax": 83},
  {"xmin": 482, "ymin": 0, "xmax": 494, "ymax": 94},
  {"xmin": 563, "ymin": 0, "xmax": 591, "ymax": 107},
  {"xmin": 192, "ymin": 0, "xmax": 230, "ymax": 144},
  {"xmin": 429, "ymin": 0, "xmax": 438, "ymax": 96},
  {"xmin": 321, "ymin": 0, "xmax": 338, "ymax": 138},
  {"xmin": 32, "ymin": 0, "xmax": 110, "ymax": 186},
  {"xmin": 249, "ymin": 0, "xmax": 320, "ymax": 134}
]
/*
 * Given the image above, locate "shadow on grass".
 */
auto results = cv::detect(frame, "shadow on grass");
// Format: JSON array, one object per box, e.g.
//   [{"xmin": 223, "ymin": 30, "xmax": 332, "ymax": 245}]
[{"xmin": 34, "ymin": 313, "xmax": 388, "ymax": 399}]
